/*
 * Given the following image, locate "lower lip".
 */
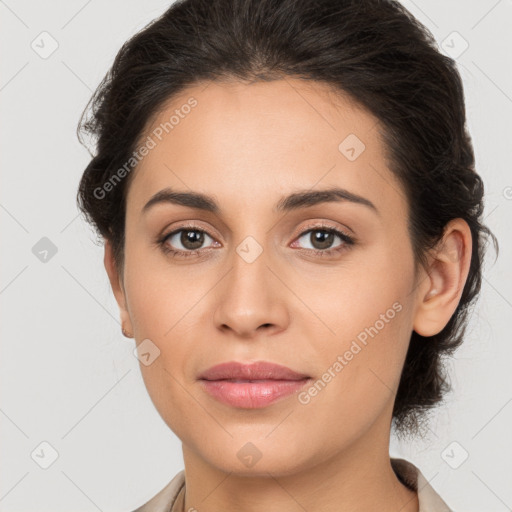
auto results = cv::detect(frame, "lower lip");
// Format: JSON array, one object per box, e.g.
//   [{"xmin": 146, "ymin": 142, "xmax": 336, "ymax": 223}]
[{"xmin": 200, "ymin": 379, "xmax": 310, "ymax": 409}]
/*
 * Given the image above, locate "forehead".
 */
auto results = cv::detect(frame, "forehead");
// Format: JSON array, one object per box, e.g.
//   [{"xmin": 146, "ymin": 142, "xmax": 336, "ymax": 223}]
[{"xmin": 127, "ymin": 78, "xmax": 405, "ymax": 218}]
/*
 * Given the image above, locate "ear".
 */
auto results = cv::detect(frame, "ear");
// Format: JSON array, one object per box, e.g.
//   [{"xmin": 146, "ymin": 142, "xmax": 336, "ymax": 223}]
[
  {"xmin": 413, "ymin": 218, "xmax": 472, "ymax": 337},
  {"xmin": 104, "ymin": 239, "xmax": 133, "ymax": 336}
]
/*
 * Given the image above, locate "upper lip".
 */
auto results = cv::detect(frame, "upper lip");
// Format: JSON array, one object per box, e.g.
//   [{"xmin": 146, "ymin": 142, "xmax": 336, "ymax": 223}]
[{"xmin": 199, "ymin": 361, "xmax": 310, "ymax": 381}]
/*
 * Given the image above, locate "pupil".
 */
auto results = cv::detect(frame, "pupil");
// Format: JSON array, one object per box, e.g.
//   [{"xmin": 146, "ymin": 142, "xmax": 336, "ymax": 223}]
[
  {"xmin": 182, "ymin": 230, "xmax": 204, "ymax": 249},
  {"xmin": 312, "ymin": 230, "xmax": 333, "ymax": 250}
]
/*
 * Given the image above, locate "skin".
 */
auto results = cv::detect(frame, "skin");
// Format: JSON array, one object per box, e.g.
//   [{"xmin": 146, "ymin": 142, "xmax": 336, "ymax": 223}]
[{"xmin": 104, "ymin": 78, "xmax": 472, "ymax": 512}]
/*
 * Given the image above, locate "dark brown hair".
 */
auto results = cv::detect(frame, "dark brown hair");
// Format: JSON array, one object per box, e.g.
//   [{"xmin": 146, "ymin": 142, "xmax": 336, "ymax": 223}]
[{"xmin": 76, "ymin": 0, "xmax": 498, "ymax": 436}]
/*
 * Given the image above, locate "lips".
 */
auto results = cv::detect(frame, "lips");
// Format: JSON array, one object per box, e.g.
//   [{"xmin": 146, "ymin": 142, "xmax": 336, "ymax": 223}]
[
  {"xmin": 199, "ymin": 361, "xmax": 310, "ymax": 381},
  {"xmin": 198, "ymin": 361, "xmax": 311, "ymax": 409}
]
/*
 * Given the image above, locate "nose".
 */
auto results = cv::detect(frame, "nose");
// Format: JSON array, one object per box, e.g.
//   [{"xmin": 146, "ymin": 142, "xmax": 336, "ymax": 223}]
[{"xmin": 213, "ymin": 241, "xmax": 290, "ymax": 338}]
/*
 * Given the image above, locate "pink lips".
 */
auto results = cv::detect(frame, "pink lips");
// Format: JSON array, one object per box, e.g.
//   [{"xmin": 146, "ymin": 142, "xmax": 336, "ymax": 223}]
[{"xmin": 198, "ymin": 361, "xmax": 311, "ymax": 409}]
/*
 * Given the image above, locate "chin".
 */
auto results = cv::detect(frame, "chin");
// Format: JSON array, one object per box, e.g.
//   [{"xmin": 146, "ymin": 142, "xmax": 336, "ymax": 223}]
[{"xmin": 196, "ymin": 435, "xmax": 317, "ymax": 478}]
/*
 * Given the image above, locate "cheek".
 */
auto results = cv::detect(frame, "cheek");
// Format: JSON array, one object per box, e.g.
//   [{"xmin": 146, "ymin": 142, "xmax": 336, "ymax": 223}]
[
  {"xmin": 123, "ymin": 235, "xmax": 210, "ymax": 337},
  {"xmin": 292, "ymin": 301, "xmax": 413, "ymax": 455},
  {"xmin": 121, "ymin": 241, "xmax": 228, "ymax": 426},
  {"xmin": 293, "ymin": 246, "xmax": 415, "ymax": 428},
  {"xmin": 291, "ymin": 238, "xmax": 414, "ymax": 343},
  {"xmin": 125, "ymin": 275, "xmax": 200, "ymax": 440}
]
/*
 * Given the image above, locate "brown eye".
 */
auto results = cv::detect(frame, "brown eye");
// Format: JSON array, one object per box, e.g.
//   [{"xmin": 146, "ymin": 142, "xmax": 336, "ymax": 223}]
[
  {"xmin": 296, "ymin": 228, "xmax": 347, "ymax": 251},
  {"xmin": 309, "ymin": 230, "xmax": 335, "ymax": 250},
  {"xmin": 164, "ymin": 229, "xmax": 214, "ymax": 252}
]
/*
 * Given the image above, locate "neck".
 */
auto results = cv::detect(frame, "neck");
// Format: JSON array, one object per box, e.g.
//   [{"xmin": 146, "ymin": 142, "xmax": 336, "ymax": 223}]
[{"xmin": 180, "ymin": 412, "xmax": 418, "ymax": 512}]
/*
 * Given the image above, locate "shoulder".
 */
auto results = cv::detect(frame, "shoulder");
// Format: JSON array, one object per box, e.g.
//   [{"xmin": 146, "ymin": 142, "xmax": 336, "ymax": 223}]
[
  {"xmin": 130, "ymin": 470, "xmax": 185, "ymax": 512},
  {"xmin": 391, "ymin": 457, "xmax": 453, "ymax": 511}
]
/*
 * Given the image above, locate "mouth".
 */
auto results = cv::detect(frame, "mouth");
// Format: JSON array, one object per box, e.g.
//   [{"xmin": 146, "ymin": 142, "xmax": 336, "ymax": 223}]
[{"xmin": 198, "ymin": 361, "xmax": 311, "ymax": 409}]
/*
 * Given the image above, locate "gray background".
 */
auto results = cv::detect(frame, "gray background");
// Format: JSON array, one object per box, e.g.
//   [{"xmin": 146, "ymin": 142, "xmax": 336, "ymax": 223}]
[{"xmin": 1, "ymin": 0, "xmax": 511, "ymax": 510}]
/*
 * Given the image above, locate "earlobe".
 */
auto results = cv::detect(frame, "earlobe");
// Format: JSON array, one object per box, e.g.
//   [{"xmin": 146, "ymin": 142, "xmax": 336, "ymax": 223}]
[{"xmin": 412, "ymin": 220, "xmax": 472, "ymax": 337}]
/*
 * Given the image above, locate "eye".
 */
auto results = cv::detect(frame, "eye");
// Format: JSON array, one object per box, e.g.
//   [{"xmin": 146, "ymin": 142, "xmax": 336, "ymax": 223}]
[
  {"xmin": 159, "ymin": 226, "xmax": 219, "ymax": 257},
  {"xmin": 292, "ymin": 226, "xmax": 355, "ymax": 255}
]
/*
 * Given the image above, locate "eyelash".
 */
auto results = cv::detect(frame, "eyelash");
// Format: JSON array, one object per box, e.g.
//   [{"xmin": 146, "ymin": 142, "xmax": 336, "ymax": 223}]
[{"xmin": 156, "ymin": 223, "xmax": 355, "ymax": 259}]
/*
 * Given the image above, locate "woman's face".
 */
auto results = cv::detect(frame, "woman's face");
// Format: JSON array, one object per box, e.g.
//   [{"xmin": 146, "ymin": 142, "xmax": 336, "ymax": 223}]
[{"xmin": 110, "ymin": 78, "xmax": 427, "ymax": 476}]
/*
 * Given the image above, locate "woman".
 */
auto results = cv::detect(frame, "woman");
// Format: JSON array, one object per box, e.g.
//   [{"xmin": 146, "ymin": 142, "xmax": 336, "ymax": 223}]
[{"xmin": 76, "ymin": 0, "xmax": 498, "ymax": 510}]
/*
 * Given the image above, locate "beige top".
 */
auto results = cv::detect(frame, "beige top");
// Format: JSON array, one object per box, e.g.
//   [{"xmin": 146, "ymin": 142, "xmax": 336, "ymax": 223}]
[{"xmin": 131, "ymin": 457, "xmax": 452, "ymax": 512}]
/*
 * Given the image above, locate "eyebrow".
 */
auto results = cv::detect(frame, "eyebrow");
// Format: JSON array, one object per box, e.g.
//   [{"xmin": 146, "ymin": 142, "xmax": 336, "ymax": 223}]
[{"xmin": 142, "ymin": 186, "xmax": 378, "ymax": 215}]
